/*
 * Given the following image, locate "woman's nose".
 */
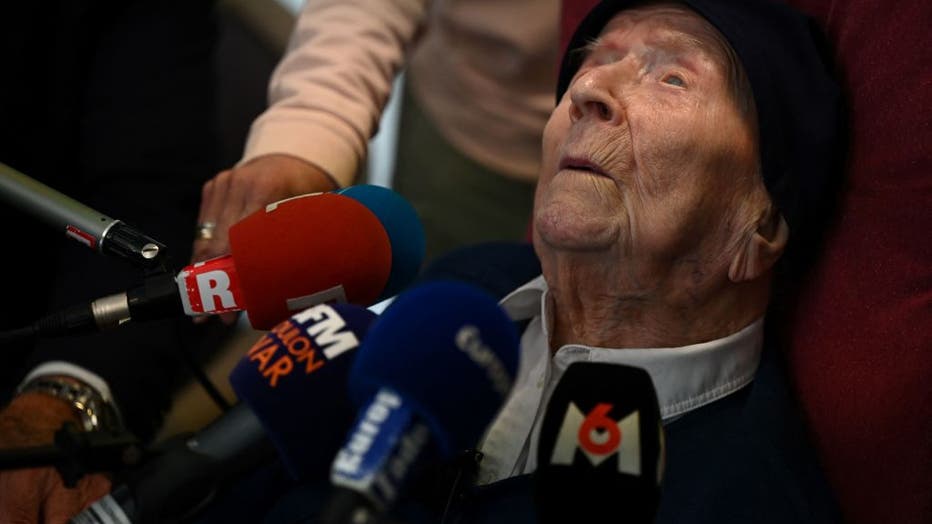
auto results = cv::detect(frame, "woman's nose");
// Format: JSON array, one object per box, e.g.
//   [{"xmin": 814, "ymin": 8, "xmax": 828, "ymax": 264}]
[{"xmin": 568, "ymin": 66, "xmax": 626, "ymax": 126}]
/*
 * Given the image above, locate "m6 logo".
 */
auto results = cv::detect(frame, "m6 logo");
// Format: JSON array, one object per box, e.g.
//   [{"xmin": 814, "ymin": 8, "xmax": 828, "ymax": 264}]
[{"xmin": 550, "ymin": 402, "xmax": 641, "ymax": 475}]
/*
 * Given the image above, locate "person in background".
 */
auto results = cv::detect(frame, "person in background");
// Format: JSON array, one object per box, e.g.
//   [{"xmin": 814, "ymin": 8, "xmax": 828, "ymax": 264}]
[{"xmin": 191, "ymin": 0, "xmax": 561, "ymax": 268}]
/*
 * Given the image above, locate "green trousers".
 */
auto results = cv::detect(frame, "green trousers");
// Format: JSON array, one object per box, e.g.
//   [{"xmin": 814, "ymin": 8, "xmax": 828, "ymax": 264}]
[{"xmin": 390, "ymin": 85, "xmax": 537, "ymax": 266}]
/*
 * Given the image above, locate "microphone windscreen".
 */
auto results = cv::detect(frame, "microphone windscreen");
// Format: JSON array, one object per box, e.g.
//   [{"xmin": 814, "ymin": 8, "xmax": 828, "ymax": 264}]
[
  {"xmin": 348, "ymin": 280, "xmax": 520, "ymax": 458},
  {"xmin": 534, "ymin": 362, "xmax": 665, "ymax": 524},
  {"xmin": 228, "ymin": 192, "xmax": 391, "ymax": 329},
  {"xmin": 228, "ymin": 302, "xmax": 378, "ymax": 480},
  {"xmin": 336, "ymin": 185, "xmax": 425, "ymax": 300}
]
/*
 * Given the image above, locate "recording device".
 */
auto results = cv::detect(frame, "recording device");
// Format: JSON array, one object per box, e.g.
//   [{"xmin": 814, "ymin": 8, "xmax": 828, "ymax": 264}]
[
  {"xmin": 70, "ymin": 302, "xmax": 377, "ymax": 524},
  {"xmin": 19, "ymin": 187, "xmax": 423, "ymax": 339},
  {"xmin": 0, "ymin": 161, "xmax": 168, "ymax": 270},
  {"xmin": 533, "ymin": 362, "xmax": 666, "ymax": 524},
  {"xmin": 323, "ymin": 281, "xmax": 521, "ymax": 524}
]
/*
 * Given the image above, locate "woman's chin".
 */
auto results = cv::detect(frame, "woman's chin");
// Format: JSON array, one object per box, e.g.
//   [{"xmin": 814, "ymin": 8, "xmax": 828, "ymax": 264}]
[{"xmin": 533, "ymin": 205, "xmax": 617, "ymax": 252}]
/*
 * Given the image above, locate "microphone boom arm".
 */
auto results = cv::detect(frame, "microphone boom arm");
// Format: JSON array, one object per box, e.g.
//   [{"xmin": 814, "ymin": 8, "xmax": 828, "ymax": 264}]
[{"xmin": 0, "ymin": 161, "xmax": 169, "ymax": 270}]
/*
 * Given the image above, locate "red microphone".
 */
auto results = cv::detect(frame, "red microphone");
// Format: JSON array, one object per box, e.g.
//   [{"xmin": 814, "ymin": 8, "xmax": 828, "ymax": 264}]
[
  {"xmin": 24, "ymin": 193, "xmax": 393, "ymax": 338},
  {"xmin": 227, "ymin": 191, "xmax": 391, "ymax": 329}
]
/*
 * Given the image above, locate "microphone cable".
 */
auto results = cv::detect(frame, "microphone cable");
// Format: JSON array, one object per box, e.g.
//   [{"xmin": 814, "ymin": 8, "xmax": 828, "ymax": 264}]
[
  {"xmin": 171, "ymin": 316, "xmax": 234, "ymax": 414},
  {"xmin": 0, "ymin": 325, "xmax": 37, "ymax": 345},
  {"xmin": 0, "ymin": 290, "xmax": 233, "ymax": 415}
]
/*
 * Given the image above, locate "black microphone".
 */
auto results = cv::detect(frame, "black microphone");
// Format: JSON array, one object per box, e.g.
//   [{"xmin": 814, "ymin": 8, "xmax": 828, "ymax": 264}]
[
  {"xmin": 69, "ymin": 403, "xmax": 275, "ymax": 524},
  {"xmin": 70, "ymin": 302, "xmax": 378, "ymax": 524},
  {"xmin": 0, "ymin": 161, "xmax": 168, "ymax": 270},
  {"xmin": 533, "ymin": 362, "xmax": 666, "ymax": 524}
]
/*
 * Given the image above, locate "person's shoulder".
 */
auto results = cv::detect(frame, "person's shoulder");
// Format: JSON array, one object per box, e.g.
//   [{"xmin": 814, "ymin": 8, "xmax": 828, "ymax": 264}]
[{"xmin": 657, "ymin": 348, "xmax": 842, "ymax": 524}]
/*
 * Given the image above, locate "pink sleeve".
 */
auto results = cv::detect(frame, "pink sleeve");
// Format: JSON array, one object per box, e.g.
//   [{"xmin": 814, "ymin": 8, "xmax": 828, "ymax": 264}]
[{"xmin": 241, "ymin": 0, "xmax": 430, "ymax": 187}]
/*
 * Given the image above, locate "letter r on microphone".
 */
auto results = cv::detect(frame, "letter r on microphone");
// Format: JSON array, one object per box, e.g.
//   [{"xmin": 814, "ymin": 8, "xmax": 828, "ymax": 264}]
[{"xmin": 176, "ymin": 255, "xmax": 246, "ymax": 315}]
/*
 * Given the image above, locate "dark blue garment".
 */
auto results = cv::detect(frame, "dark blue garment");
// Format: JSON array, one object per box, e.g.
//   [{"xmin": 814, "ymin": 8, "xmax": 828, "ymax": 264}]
[
  {"xmin": 443, "ymin": 352, "xmax": 840, "ymax": 523},
  {"xmin": 197, "ymin": 241, "xmax": 841, "ymax": 523},
  {"xmin": 417, "ymin": 241, "xmax": 842, "ymax": 523},
  {"xmin": 442, "ymin": 350, "xmax": 840, "ymax": 523}
]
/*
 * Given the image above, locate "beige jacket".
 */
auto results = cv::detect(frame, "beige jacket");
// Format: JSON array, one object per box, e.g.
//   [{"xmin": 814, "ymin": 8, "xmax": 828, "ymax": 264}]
[{"xmin": 242, "ymin": 0, "xmax": 560, "ymax": 186}]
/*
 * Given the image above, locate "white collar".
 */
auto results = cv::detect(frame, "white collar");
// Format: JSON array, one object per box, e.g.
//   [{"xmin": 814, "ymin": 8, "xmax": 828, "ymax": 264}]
[
  {"xmin": 500, "ymin": 275, "xmax": 763, "ymax": 420},
  {"xmin": 477, "ymin": 275, "xmax": 763, "ymax": 484}
]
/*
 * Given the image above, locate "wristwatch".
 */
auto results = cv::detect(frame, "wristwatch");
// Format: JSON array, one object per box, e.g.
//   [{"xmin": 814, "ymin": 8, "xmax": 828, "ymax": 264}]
[{"xmin": 17, "ymin": 375, "xmax": 123, "ymax": 432}]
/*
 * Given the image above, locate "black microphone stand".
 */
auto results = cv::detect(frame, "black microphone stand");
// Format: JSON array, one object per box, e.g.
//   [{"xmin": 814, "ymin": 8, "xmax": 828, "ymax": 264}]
[{"xmin": 0, "ymin": 421, "xmax": 144, "ymax": 487}]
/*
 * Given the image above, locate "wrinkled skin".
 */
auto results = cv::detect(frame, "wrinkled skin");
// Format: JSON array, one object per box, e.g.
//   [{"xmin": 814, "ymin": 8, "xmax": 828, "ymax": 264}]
[{"xmin": 533, "ymin": 4, "xmax": 784, "ymax": 349}]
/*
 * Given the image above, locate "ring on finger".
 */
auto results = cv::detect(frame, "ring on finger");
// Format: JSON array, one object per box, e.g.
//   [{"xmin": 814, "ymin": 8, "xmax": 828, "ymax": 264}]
[{"xmin": 195, "ymin": 221, "xmax": 217, "ymax": 241}]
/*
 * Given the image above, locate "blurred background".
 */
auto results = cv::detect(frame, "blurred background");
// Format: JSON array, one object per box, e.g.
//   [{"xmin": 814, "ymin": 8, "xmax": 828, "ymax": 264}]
[{"xmin": 217, "ymin": 0, "xmax": 401, "ymax": 188}]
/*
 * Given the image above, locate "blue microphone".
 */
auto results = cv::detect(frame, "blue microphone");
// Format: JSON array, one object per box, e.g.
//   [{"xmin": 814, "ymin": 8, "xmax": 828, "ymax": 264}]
[
  {"xmin": 72, "ymin": 303, "xmax": 378, "ymax": 524},
  {"xmin": 337, "ymin": 184, "xmax": 426, "ymax": 300},
  {"xmin": 228, "ymin": 302, "xmax": 378, "ymax": 480},
  {"xmin": 323, "ymin": 281, "xmax": 520, "ymax": 523}
]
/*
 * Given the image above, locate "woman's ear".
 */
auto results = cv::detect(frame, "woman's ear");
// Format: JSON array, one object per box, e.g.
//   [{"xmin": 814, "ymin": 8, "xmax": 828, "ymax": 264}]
[{"xmin": 728, "ymin": 206, "xmax": 789, "ymax": 283}]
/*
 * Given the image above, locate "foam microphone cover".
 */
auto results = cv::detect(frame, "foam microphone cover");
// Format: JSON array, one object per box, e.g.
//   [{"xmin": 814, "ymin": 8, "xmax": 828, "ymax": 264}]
[
  {"xmin": 348, "ymin": 280, "xmax": 520, "ymax": 458},
  {"xmin": 534, "ymin": 362, "xmax": 665, "ymax": 524},
  {"xmin": 229, "ymin": 302, "xmax": 378, "ymax": 480},
  {"xmin": 228, "ymin": 192, "xmax": 391, "ymax": 330},
  {"xmin": 337, "ymin": 185, "xmax": 425, "ymax": 300}
]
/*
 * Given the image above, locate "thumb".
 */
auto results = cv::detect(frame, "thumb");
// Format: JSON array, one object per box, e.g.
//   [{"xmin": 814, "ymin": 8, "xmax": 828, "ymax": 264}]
[{"xmin": 43, "ymin": 472, "xmax": 111, "ymax": 524}]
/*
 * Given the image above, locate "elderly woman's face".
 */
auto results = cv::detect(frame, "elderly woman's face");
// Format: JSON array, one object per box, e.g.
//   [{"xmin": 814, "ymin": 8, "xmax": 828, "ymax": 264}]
[{"xmin": 535, "ymin": 4, "xmax": 759, "ymax": 272}]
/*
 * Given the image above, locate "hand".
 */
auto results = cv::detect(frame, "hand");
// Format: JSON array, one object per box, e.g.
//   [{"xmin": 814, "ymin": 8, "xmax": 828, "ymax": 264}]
[
  {"xmin": 192, "ymin": 154, "xmax": 337, "ymax": 325},
  {"xmin": 192, "ymin": 154, "xmax": 338, "ymax": 263},
  {"xmin": 0, "ymin": 393, "xmax": 111, "ymax": 524}
]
